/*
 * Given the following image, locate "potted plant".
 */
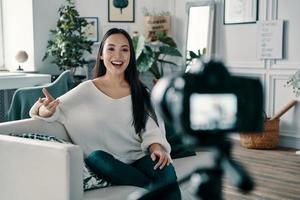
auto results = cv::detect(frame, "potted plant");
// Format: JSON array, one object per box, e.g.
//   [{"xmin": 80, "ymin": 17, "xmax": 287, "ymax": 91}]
[
  {"xmin": 186, "ymin": 48, "xmax": 206, "ymax": 67},
  {"xmin": 286, "ymin": 70, "xmax": 300, "ymax": 97},
  {"xmin": 43, "ymin": 0, "xmax": 93, "ymax": 77},
  {"xmin": 185, "ymin": 48, "xmax": 207, "ymax": 72},
  {"xmin": 132, "ymin": 31, "xmax": 182, "ymax": 80}
]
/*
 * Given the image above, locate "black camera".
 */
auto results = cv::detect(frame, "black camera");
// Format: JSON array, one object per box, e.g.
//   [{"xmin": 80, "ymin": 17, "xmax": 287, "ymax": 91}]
[
  {"xmin": 152, "ymin": 60, "xmax": 264, "ymax": 138},
  {"xmin": 132, "ymin": 60, "xmax": 264, "ymax": 200}
]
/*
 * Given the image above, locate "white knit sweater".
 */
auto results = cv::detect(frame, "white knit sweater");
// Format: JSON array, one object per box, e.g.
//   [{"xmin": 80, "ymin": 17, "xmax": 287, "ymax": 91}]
[{"xmin": 30, "ymin": 80, "xmax": 171, "ymax": 164}]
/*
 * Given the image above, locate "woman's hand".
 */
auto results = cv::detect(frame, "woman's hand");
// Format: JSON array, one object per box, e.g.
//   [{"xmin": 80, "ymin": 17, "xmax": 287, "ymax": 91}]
[
  {"xmin": 149, "ymin": 143, "xmax": 172, "ymax": 170},
  {"xmin": 38, "ymin": 88, "xmax": 60, "ymax": 118}
]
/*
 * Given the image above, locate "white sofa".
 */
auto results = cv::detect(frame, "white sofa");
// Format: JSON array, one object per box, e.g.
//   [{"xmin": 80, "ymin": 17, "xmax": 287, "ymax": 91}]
[{"xmin": 0, "ymin": 118, "xmax": 213, "ymax": 200}]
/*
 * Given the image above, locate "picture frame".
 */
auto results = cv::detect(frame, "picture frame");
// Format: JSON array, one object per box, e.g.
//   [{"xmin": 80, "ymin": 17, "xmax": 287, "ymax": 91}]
[
  {"xmin": 224, "ymin": 0, "xmax": 258, "ymax": 25},
  {"xmin": 108, "ymin": 0, "xmax": 135, "ymax": 23},
  {"xmin": 82, "ymin": 17, "xmax": 99, "ymax": 42}
]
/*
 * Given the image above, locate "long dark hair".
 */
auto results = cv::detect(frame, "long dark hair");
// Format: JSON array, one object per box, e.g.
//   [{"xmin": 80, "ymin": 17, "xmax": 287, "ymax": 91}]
[{"xmin": 93, "ymin": 28, "xmax": 157, "ymax": 134}]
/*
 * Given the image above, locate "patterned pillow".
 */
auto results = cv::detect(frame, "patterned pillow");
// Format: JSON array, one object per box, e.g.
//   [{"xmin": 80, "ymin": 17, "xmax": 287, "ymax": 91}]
[{"xmin": 9, "ymin": 133, "xmax": 111, "ymax": 191}]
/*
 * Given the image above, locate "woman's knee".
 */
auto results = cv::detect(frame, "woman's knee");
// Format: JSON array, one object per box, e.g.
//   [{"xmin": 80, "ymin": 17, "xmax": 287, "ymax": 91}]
[
  {"xmin": 86, "ymin": 150, "xmax": 112, "ymax": 160},
  {"xmin": 85, "ymin": 150, "xmax": 115, "ymax": 173},
  {"xmin": 159, "ymin": 164, "xmax": 178, "ymax": 183}
]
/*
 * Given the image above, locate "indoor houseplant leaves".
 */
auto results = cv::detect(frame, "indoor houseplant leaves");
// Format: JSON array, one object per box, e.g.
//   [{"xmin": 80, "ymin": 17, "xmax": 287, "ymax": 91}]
[
  {"xmin": 43, "ymin": 0, "xmax": 93, "ymax": 76},
  {"xmin": 185, "ymin": 48, "xmax": 207, "ymax": 67},
  {"xmin": 286, "ymin": 69, "xmax": 300, "ymax": 97},
  {"xmin": 132, "ymin": 32, "xmax": 182, "ymax": 79}
]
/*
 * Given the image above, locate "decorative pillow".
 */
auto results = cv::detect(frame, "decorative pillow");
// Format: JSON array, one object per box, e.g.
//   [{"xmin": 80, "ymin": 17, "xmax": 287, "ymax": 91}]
[
  {"xmin": 9, "ymin": 133, "xmax": 111, "ymax": 191},
  {"xmin": 164, "ymin": 123, "xmax": 196, "ymax": 159}
]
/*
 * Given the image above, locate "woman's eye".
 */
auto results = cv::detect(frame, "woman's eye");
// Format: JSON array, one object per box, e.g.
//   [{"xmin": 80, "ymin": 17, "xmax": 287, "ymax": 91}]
[
  {"xmin": 122, "ymin": 48, "xmax": 129, "ymax": 52},
  {"xmin": 107, "ymin": 47, "xmax": 114, "ymax": 51}
]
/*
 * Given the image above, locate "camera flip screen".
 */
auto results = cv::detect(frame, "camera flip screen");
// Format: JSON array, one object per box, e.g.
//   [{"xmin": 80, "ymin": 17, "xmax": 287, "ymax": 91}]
[{"xmin": 190, "ymin": 93, "xmax": 237, "ymax": 131}]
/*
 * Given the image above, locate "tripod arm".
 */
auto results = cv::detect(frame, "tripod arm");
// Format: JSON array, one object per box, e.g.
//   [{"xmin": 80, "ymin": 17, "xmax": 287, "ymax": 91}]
[{"xmin": 221, "ymin": 151, "xmax": 254, "ymax": 192}]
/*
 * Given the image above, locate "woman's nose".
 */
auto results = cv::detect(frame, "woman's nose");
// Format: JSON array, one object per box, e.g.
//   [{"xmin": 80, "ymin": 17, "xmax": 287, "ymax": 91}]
[{"xmin": 115, "ymin": 50, "xmax": 124, "ymax": 59}]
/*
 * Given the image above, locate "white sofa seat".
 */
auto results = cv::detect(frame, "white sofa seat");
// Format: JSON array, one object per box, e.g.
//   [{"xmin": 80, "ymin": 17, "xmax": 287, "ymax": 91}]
[{"xmin": 0, "ymin": 118, "xmax": 213, "ymax": 200}]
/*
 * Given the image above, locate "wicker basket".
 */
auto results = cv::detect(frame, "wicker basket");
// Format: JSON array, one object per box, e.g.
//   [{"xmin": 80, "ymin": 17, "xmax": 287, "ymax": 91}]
[
  {"xmin": 240, "ymin": 100, "xmax": 297, "ymax": 149},
  {"xmin": 240, "ymin": 118, "xmax": 280, "ymax": 149}
]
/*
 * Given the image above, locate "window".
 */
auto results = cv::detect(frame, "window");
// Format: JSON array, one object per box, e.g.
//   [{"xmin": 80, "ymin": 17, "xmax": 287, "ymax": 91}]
[{"xmin": 0, "ymin": 0, "xmax": 4, "ymax": 69}]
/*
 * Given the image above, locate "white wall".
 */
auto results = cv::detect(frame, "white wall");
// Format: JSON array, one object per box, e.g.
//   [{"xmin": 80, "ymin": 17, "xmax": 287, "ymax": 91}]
[
  {"xmin": 75, "ymin": 0, "xmax": 172, "ymax": 60},
  {"xmin": 214, "ymin": 0, "xmax": 300, "ymax": 149},
  {"xmin": 2, "ymin": 0, "xmax": 64, "ymax": 73},
  {"xmin": 32, "ymin": 0, "xmax": 64, "ymax": 74}
]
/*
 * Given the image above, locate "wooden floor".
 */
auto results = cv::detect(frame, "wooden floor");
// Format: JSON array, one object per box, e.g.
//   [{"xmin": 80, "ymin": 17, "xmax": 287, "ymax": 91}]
[{"xmin": 223, "ymin": 142, "xmax": 300, "ymax": 200}]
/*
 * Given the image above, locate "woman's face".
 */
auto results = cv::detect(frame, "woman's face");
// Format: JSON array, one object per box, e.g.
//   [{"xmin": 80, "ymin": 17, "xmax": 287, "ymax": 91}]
[{"xmin": 101, "ymin": 33, "xmax": 130, "ymax": 76}]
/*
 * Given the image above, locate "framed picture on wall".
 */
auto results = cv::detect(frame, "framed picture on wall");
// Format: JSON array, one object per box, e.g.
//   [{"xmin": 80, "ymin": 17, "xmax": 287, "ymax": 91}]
[
  {"xmin": 224, "ymin": 0, "xmax": 258, "ymax": 24},
  {"xmin": 108, "ymin": 0, "xmax": 135, "ymax": 22},
  {"xmin": 82, "ymin": 17, "xmax": 99, "ymax": 42}
]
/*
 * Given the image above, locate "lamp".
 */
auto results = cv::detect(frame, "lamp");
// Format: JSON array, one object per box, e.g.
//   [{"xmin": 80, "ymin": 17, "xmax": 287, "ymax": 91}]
[{"xmin": 15, "ymin": 50, "xmax": 28, "ymax": 71}]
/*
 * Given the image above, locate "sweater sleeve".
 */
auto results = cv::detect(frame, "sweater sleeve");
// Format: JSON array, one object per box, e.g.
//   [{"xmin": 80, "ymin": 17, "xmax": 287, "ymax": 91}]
[
  {"xmin": 29, "ymin": 100, "xmax": 61, "ymax": 123},
  {"xmin": 140, "ymin": 117, "xmax": 171, "ymax": 154}
]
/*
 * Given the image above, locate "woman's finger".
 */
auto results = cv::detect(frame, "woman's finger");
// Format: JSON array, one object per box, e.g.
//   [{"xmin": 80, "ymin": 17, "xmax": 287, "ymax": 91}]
[
  {"xmin": 159, "ymin": 156, "xmax": 169, "ymax": 170},
  {"xmin": 167, "ymin": 156, "xmax": 171, "ymax": 166},
  {"xmin": 43, "ymin": 98, "xmax": 52, "ymax": 107},
  {"xmin": 47, "ymin": 100, "xmax": 59, "ymax": 111},
  {"xmin": 154, "ymin": 152, "xmax": 164, "ymax": 170},
  {"xmin": 151, "ymin": 152, "xmax": 157, "ymax": 161},
  {"xmin": 42, "ymin": 88, "xmax": 54, "ymax": 101}
]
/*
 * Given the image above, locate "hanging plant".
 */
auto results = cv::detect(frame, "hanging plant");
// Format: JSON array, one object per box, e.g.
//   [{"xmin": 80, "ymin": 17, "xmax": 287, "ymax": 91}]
[{"xmin": 113, "ymin": 0, "xmax": 128, "ymax": 14}]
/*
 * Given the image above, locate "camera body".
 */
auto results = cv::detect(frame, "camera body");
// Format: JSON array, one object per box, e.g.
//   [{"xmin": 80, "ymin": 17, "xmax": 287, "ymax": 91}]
[{"xmin": 152, "ymin": 60, "xmax": 264, "ymax": 139}]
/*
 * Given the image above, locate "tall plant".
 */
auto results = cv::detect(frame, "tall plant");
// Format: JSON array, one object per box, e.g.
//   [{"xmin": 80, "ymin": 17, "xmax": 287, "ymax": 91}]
[
  {"xmin": 43, "ymin": 0, "xmax": 93, "ymax": 75},
  {"xmin": 132, "ymin": 32, "xmax": 182, "ymax": 79}
]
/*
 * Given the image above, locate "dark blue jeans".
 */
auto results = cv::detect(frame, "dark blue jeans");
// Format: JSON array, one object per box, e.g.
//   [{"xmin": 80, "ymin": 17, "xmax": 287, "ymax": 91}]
[{"xmin": 85, "ymin": 150, "xmax": 181, "ymax": 200}]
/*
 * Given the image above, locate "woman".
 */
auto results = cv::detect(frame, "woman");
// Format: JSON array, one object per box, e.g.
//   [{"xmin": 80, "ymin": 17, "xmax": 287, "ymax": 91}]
[{"xmin": 30, "ymin": 28, "xmax": 181, "ymax": 199}]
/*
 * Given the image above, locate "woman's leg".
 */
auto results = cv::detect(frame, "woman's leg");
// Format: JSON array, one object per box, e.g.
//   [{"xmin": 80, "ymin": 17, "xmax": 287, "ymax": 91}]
[
  {"xmin": 131, "ymin": 155, "xmax": 182, "ymax": 200},
  {"xmin": 85, "ymin": 150, "xmax": 150, "ymax": 188}
]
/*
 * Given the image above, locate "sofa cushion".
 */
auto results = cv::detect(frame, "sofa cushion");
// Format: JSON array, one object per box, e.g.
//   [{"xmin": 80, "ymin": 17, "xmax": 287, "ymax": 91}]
[
  {"xmin": 165, "ymin": 123, "xmax": 196, "ymax": 159},
  {"xmin": 9, "ymin": 133, "xmax": 111, "ymax": 191}
]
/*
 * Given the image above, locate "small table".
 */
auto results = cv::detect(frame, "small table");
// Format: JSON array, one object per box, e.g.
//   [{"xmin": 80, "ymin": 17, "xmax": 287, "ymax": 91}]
[{"xmin": 0, "ymin": 72, "xmax": 51, "ymax": 90}]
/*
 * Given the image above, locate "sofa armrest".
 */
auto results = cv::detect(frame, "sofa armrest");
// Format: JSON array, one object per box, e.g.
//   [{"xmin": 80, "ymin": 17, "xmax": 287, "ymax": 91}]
[
  {"xmin": 0, "ymin": 118, "xmax": 71, "ymax": 141},
  {"xmin": 0, "ymin": 135, "xmax": 83, "ymax": 200}
]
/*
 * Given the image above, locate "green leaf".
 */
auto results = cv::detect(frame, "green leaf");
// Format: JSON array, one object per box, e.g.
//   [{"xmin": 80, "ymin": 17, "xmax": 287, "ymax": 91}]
[
  {"xmin": 159, "ymin": 46, "xmax": 182, "ymax": 57},
  {"xmin": 159, "ymin": 36, "xmax": 177, "ymax": 47},
  {"xmin": 157, "ymin": 59, "xmax": 178, "ymax": 67},
  {"xmin": 189, "ymin": 51, "xmax": 199, "ymax": 58},
  {"xmin": 136, "ymin": 51, "xmax": 155, "ymax": 72},
  {"xmin": 132, "ymin": 36, "xmax": 145, "ymax": 59}
]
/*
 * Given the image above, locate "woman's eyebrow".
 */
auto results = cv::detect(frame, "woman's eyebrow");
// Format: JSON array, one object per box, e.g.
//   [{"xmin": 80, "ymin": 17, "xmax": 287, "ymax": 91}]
[{"xmin": 106, "ymin": 44, "xmax": 129, "ymax": 47}]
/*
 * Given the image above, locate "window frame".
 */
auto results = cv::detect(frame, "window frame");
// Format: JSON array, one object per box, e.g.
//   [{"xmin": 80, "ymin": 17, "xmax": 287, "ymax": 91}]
[{"xmin": 0, "ymin": 0, "xmax": 5, "ymax": 69}]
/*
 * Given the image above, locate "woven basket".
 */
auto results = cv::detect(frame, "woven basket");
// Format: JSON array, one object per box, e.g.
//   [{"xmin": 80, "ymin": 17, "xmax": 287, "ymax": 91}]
[{"xmin": 240, "ymin": 118, "xmax": 280, "ymax": 149}]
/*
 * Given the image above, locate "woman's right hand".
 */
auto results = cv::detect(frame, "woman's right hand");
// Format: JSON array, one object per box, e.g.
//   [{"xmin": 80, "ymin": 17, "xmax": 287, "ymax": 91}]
[{"xmin": 38, "ymin": 88, "xmax": 60, "ymax": 118}]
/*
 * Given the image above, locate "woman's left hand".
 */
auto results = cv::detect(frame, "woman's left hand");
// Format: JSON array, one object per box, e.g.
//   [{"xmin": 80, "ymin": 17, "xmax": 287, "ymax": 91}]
[{"xmin": 149, "ymin": 143, "xmax": 172, "ymax": 170}]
